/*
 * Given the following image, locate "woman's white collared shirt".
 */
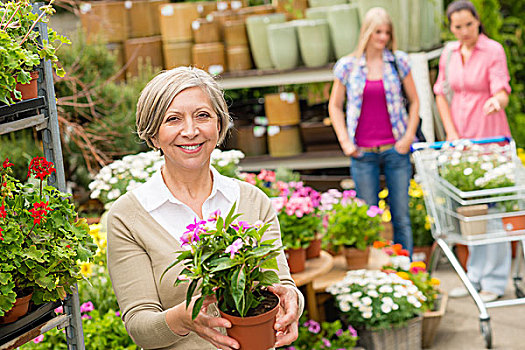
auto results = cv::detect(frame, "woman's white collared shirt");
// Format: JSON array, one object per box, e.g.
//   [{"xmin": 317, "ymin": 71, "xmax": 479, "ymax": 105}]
[{"xmin": 133, "ymin": 166, "xmax": 240, "ymax": 242}]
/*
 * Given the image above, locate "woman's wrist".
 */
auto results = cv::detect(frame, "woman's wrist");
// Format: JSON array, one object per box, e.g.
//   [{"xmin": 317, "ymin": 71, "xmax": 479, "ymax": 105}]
[{"xmin": 166, "ymin": 304, "xmax": 191, "ymax": 336}]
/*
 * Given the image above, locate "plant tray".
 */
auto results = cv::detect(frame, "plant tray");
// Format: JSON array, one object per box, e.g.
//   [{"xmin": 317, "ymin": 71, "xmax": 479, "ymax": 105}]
[
  {"xmin": 422, "ymin": 292, "xmax": 448, "ymax": 348},
  {"xmin": 0, "ymin": 97, "xmax": 45, "ymax": 121},
  {"xmin": 356, "ymin": 316, "xmax": 423, "ymax": 350},
  {"xmin": 0, "ymin": 300, "xmax": 62, "ymax": 346}
]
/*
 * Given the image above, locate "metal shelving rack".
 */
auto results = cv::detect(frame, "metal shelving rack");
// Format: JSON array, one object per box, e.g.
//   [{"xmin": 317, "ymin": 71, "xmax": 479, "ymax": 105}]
[{"xmin": 0, "ymin": 5, "xmax": 85, "ymax": 350}]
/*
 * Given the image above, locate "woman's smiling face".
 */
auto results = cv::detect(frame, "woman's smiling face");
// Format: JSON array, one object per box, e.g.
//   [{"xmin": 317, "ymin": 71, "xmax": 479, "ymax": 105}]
[{"xmin": 153, "ymin": 86, "xmax": 219, "ymax": 172}]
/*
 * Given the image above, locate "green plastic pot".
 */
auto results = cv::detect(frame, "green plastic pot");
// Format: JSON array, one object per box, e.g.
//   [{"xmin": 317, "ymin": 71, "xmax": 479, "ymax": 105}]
[
  {"xmin": 246, "ymin": 13, "xmax": 286, "ymax": 69},
  {"xmin": 327, "ymin": 4, "xmax": 360, "ymax": 59},
  {"xmin": 295, "ymin": 19, "xmax": 331, "ymax": 67},
  {"xmin": 267, "ymin": 22, "xmax": 300, "ymax": 70}
]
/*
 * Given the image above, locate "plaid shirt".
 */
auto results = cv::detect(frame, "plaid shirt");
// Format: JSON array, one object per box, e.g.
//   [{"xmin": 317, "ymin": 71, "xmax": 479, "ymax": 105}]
[{"xmin": 333, "ymin": 49, "xmax": 411, "ymax": 143}]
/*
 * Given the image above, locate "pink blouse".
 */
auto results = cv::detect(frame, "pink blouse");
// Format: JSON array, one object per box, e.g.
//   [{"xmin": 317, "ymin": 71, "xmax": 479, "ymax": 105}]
[{"xmin": 433, "ymin": 34, "xmax": 511, "ymax": 139}]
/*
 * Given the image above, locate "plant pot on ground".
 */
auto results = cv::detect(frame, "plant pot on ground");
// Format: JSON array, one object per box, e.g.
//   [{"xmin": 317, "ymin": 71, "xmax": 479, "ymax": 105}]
[{"xmin": 162, "ymin": 204, "xmax": 284, "ymax": 350}]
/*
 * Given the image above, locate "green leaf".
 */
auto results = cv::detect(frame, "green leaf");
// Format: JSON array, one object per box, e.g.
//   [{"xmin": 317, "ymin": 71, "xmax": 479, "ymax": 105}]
[
  {"xmin": 23, "ymin": 245, "xmax": 45, "ymax": 262},
  {"xmin": 260, "ymin": 257, "xmax": 278, "ymax": 270},
  {"xmin": 191, "ymin": 296, "xmax": 204, "ymax": 320},
  {"xmin": 210, "ymin": 257, "xmax": 238, "ymax": 272},
  {"xmin": 186, "ymin": 279, "xmax": 199, "ymax": 309},
  {"xmin": 259, "ymin": 270, "xmax": 280, "ymax": 286},
  {"xmin": 231, "ymin": 265, "xmax": 246, "ymax": 315},
  {"xmin": 36, "ymin": 274, "xmax": 56, "ymax": 290}
]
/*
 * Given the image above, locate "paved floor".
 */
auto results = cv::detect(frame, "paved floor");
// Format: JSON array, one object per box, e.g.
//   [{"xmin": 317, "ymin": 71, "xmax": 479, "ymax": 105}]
[{"xmin": 430, "ymin": 255, "xmax": 524, "ymax": 350}]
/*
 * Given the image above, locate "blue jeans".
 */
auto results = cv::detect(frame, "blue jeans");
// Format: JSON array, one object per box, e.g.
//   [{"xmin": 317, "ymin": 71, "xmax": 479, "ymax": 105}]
[{"xmin": 350, "ymin": 147, "xmax": 414, "ymax": 254}]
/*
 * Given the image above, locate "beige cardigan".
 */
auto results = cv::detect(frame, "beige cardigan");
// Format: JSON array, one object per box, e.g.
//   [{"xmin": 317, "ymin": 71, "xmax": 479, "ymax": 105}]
[{"xmin": 107, "ymin": 180, "xmax": 304, "ymax": 349}]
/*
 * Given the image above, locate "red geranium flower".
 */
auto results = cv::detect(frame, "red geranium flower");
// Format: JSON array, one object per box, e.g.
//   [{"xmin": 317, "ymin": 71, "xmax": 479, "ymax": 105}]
[
  {"xmin": 2, "ymin": 158, "xmax": 14, "ymax": 169},
  {"xmin": 27, "ymin": 157, "xmax": 56, "ymax": 181},
  {"xmin": 29, "ymin": 201, "xmax": 53, "ymax": 225},
  {"xmin": 0, "ymin": 226, "xmax": 3, "ymax": 241},
  {"xmin": 0, "ymin": 204, "xmax": 6, "ymax": 219}
]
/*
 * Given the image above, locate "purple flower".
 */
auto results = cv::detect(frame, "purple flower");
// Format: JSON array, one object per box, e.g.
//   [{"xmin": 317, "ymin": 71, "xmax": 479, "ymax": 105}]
[
  {"xmin": 181, "ymin": 218, "xmax": 206, "ymax": 245},
  {"xmin": 238, "ymin": 221, "xmax": 252, "ymax": 230},
  {"xmin": 33, "ymin": 335, "xmax": 44, "ymax": 343},
  {"xmin": 287, "ymin": 347, "xmax": 296, "ymax": 350},
  {"xmin": 305, "ymin": 320, "xmax": 320, "ymax": 334},
  {"xmin": 322, "ymin": 338, "xmax": 331, "ymax": 347},
  {"xmin": 54, "ymin": 306, "xmax": 63, "ymax": 314},
  {"xmin": 336, "ymin": 328, "xmax": 343, "ymax": 336},
  {"xmin": 225, "ymin": 238, "xmax": 244, "ymax": 258},
  {"xmin": 348, "ymin": 325, "xmax": 358, "ymax": 337},
  {"xmin": 115, "ymin": 311, "xmax": 121, "ymax": 317},
  {"xmin": 80, "ymin": 301, "xmax": 94, "ymax": 313},
  {"xmin": 367, "ymin": 205, "xmax": 382, "ymax": 218}
]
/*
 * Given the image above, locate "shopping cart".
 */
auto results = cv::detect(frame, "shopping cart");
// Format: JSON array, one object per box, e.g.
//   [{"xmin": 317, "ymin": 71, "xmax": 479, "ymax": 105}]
[{"xmin": 412, "ymin": 136, "xmax": 525, "ymax": 349}]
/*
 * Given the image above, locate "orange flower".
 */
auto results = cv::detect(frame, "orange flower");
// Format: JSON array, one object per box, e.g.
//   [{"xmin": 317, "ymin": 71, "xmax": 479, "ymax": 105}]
[
  {"xmin": 396, "ymin": 271, "xmax": 410, "ymax": 280},
  {"xmin": 373, "ymin": 240, "xmax": 387, "ymax": 249},
  {"xmin": 392, "ymin": 244, "xmax": 403, "ymax": 254},
  {"xmin": 410, "ymin": 261, "xmax": 426, "ymax": 270},
  {"xmin": 430, "ymin": 278, "xmax": 440, "ymax": 286}
]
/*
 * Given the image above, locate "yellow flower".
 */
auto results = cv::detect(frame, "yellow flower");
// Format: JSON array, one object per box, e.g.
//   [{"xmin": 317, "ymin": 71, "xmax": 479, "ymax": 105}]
[
  {"xmin": 416, "ymin": 204, "xmax": 423, "ymax": 211},
  {"xmin": 379, "ymin": 188, "xmax": 389, "ymax": 199},
  {"xmin": 396, "ymin": 271, "xmax": 410, "ymax": 280},
  {"xmin": 382, "ymin": 209, "xmax": 391, "ymax": 222},
  {"xmin": 430, "ymin": 278, "xmax": 441, "ymax": 286},
  {"xmin": 378, "ymin": 199, "xmax": 387, "ymax": 210},
  {"xmin": 89, "ymin": 224, "xmax": 101, "ymax": 241},
  {"xmin": 81, "ymin": 262, "xmax": 93, "ymax": 277},
  {"xmin": 410, "ymin": 261, "xmax": 426, "ymax": 270}
]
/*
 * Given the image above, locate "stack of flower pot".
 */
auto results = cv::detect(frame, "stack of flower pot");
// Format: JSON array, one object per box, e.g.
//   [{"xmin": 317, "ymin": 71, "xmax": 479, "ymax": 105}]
[
  {"xmin": 80, "ymin": 0, "xmax": 166, "ymax": 79},
  {"xmin": 191, "ymin": 15, "xmax": 226, "ymax": 75},
  {"xmin": 264, "ymin": 92, "xmax": 303, "ymax": 157}
]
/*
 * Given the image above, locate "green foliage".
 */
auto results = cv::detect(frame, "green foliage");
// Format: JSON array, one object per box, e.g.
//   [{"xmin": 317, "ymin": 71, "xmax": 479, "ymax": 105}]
[
  {"xmin": 279, "ymin": 315, "xmax": 358, "ymax": 350},
  {"xmin": 0, "ymin": 0, "xmax": 69, "ymax": 104},
  {"xmin": 278, "ymin": 211, "xmax": 321, "ymax": 250},
  {"xmin": 0, "ymin": 130, "xmax": 43, "ymax": 181},
  {"xmin": 0, "ymin": 158, "xmax": 96, "ymax": 316},
  {"xmin": 323, "ymin": 198, "xmax": 383, "ymax": 252},
  {"xmin": 408, "ymin": 180, "xmax": 434, "ymax": 247},
  {"xmin": 21, "ymin": 309, "xmax": 137, "ymax": 350},
  {"xmin": 162, "ymin": 203, "xmax": 283, "ymax": 318}
]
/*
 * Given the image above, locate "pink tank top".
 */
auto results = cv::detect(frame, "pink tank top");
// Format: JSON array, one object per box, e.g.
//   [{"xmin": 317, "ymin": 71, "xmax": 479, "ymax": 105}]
[{"xmin": 354, "ymin": 80, "xmax": 396, "ymax": 147}]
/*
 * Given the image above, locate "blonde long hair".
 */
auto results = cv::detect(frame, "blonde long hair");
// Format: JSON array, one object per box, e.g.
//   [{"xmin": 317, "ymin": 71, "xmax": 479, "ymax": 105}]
[{"xmin": 352, "ymin": 7, "xmax": 397, "ymax": 57}]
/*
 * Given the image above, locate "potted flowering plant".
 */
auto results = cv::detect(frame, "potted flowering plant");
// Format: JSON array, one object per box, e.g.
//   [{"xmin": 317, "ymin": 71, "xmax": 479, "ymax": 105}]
[
  {"xmin": 0, "ymin": 0, "xmax": 69, "ymax": 104},
  {"xmin": 161, "ymin": 204, "xmax": 283, "ymax": 350},
  {"xmin": 279, "ymin": 316, "xmax": 358, "ymax": 350},
  {"xmin": 271, "ymin": 183, "xmax": 322, "ymax": 273},
  {"xmin": 381, "ymin": 258, "xmax": 446, "ymax": 348},
  {"xmin": 239, "ymin": 169, "xmax": 283, "ymax": 198},
  {"xmin": 327, "ymin": 269, "xmax": 424, "ymax": 350},
  {"xmin": 0, "ymin": 157, "xmax": 97, "ymax": 323},
  {"xmin": 321, "ymin": 189, "xmax": 383, "ymax": 269}
]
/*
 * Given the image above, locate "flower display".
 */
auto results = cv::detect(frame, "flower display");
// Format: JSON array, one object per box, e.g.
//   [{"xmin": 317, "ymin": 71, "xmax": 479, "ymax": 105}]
[
  {"xmin": 438, "ymin": 141, "xmax": 516, "ymax": 192},
  {"xmin": 280, "ymin": 316, "xmax": 358, "ymax": 350},
  {"xmin": 271, "ymin": 182, "xmax": 322, "ymax": 250},
  {"xmin": 89, "ymin": 149, "xmax": 245, "ymax": 208},
  {"xmin": 321, "ymin": 190, "xmax": 383, "ymax": 252},
  {"xmin": 0, "ymin": 157, "xmax": 97, "ymax": 317},
  {"xmin": 382, "ymin": 259, "xmax": 441, "ymax": 312},
  {"xmin": 327, "ymin": 270, "xmax": 425, "ymax": 329},
  {"xmin": 240, "ymin": 169, "xmax": 283, "ymax": 198},
  {"xmin": 162, "ymin": 204, "xmax": 282, "ymax": 318}
]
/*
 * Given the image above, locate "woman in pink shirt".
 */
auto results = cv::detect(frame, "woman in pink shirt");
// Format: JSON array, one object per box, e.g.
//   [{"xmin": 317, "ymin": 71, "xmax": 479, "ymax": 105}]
[{"xmin": 434, "ymin": 0, "xmax": 512, "ymax": 303}]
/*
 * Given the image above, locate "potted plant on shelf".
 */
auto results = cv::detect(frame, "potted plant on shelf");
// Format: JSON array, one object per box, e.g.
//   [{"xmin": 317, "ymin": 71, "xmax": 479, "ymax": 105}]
[
  {"xmin": 321, "ymin": 189, "xmax": 383, "ymax": 269},
  {"xmin": 161, "ymin": 204, "xmax": 283, "ymax": 350},
  {"xmin": 271, "ymin": 183, "xmax": 322, "ymax": 273},
  {"xmin": 0, "ymin": 0, "xmax": 69, "ymax": 104},
  {"xmin": 327, "ymin": 269, "xmax": 425, "ymax": 350},
  {"xmin": 0, "ymin": 157, "xmax": 97, "ymax": 323}
]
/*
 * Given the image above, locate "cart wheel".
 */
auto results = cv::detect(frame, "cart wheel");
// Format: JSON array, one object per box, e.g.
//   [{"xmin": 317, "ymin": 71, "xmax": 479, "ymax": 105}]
[{"xmin": 480, "ymin": 320, "xmax": 492, "ymax": 349}]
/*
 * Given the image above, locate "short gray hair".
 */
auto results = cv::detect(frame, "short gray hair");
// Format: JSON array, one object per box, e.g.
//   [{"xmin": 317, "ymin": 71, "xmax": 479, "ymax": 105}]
[{"xmin": 136, "ymin": 66, "xmax": 232, "ymax": 149}]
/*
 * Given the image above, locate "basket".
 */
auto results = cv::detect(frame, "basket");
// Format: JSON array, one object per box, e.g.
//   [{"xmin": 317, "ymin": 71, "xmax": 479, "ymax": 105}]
[
  {"xmin": 192, "ymin": 18, "xmax": 220, "ymax": 44},
  {"xmin": 422, "ymin": 292, "xmax": 448, "ymax": 348},
  {"xmin": 356, "ymin": 316, "xmax": 423, "ymax": 350},
  {"xmin": 456, "ymin": 204, "xmax": 488, "ymax": 236}
]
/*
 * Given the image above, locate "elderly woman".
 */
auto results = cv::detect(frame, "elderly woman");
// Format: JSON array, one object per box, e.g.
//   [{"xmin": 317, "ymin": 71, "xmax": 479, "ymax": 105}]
[{"xmin": 107, "ymin": 67, "xmax": 303, "ymax": 350}]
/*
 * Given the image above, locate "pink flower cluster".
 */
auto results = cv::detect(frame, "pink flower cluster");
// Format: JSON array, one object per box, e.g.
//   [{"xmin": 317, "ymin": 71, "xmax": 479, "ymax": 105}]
[
  {"xmin": 180, "ymin": 217, "xmax": 207, "ymax": 245},
  {"xmin": 319, "ymin": 189, "xmax": 357, "ymax": 210},
  {"xmin": 271, "ymin": 183, "xmax": 322, "ymax": 218}
]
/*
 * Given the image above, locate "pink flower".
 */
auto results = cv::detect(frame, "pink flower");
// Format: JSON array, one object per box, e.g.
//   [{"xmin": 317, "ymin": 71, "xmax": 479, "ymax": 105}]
[
  {"xmin": 303, "ymin": 320, "xmax": 321, "ymax": 334},
  {"xmin": 80, "ymin": 301, "xmax": 94, "ymax": 313},
  {"xmin": 410, "ymin": 266, "xmax": 426, "ymax": 274},
  {"xmin": 208, "ymin": 209, "xmax": 221, "ymax": 222},
  {"xmin": 33, "ymin": 335, "xmax": 44, "ymax": 343},
  {"xmin": 81, "ymin": 314, "xmax": 92, "ymax": 320},
  {"xmin": 225, "ymin": 238, "xmax": 244, "ymax": 258},
  {"xmin": 348, "ymin": 325, "xmax": 358, "ymax": 337},
  {"xmin": 54, "ymin": 306, "xmax": 63, "ymax": 314},
  {"xmin": 322, "ymin": 338, "xmax": 331, "ymax": 347},
  {"xmin": 367, "ymin": 205, "xmax": 382, "ymax": 218},
  {"xmin": 271, "ymin": 196, "xmax": 286, "ymax": 212},
  {"xmin": 115, "ymin": 311, "xmax": 121, "ymax": 317}
]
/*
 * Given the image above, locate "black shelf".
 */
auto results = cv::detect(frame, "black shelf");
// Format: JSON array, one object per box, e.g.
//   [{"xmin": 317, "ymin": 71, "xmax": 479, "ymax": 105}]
[{"xmin": 0, "ymin": 97, "xmax": 45, "ymax": 120}]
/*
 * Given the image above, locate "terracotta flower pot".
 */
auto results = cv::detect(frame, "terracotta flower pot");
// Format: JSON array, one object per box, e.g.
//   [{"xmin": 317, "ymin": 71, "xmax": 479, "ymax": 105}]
[
  {"xmin": 343, "ymin": 246, "xmax": 369, "ymax": 270},
  {"xmin": 219, "ymin": 293, "xmax": 279, "ymax": 350},
  {"xmin": 306, "ymin": 238, "xmax": 322, "ymax": 259},
  {"xmin": 12, "ymin": 71, "xmax": 39, "ymax": 101},
  {"xmin": 285, "ymin": 248, "xmax": 306, "ymax": 273},
  {"xmin": 454, "ymin": 243, "xmax": 468, "ymax": 271},
  {"xmin": 502, "ymin": 215, "xmax": 525, "ymax": 232},
  {"xmin": 0, "ymin": 292, "xmax": 33, "ymax": 324}
]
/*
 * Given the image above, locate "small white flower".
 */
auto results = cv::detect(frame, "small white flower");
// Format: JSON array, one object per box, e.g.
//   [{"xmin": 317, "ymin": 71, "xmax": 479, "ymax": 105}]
[
  {"xmin": 361, "ymin": 297, "xmax": 372, "ymax": 306},
  {"xmin": 368, "ymin": 290, "xmax": 379, "ymax": 298},
  {"xmin": 362, "ymin": 311, "xmax": 373, "ymax": 319},
  {"xmin": 381, "ymin": 303, "xmax": 392, "ymax": 313},
  {"xmin": 463, "ymin": 168, "xmax": 473, "ymax": 176}
]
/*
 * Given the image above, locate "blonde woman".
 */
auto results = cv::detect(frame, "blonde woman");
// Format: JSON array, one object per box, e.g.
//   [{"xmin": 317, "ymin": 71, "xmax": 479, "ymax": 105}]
[{"xmin": 328, "ymin": 7, "xmax": 419, "ymax": 254}]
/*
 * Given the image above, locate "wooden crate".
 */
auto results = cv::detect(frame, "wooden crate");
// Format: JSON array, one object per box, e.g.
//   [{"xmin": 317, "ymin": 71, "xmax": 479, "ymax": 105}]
[
  {"xmin": 126, "ymin": 0, "xmax": 155, "ymax": 38},
  {"xmin": 163, "ymin": 41, "xmax": 192, "ymax": 69},
  {"xmin": 192, "ymin": 42, "xmax": 226, "ymax": 74},
  {"xmin": 192, "ymin": 18, "xmax": 220, "ymax": 44},
  {"xmin": 159, "ymin": 3, "xmax": 200, "ymax": 42},
  {"xmin": 226, "ymin": 45, "xmax": 252, "ymax": 72},
  {"xmin": 267, "ymin": 125, "xmax": 302, "ymax": 157},
  {"xmin": 79, "ymin": 1, "xmax": 128, "ymax": 43},
  {"xmin": 124, "ymin": 36, "xmax": 164, "ymax": 77},
  {"xmin": 223, "ymin": 20, "xmax": 248, "ymax": 46},
  {"xmin": 264, "ymin": 92, "xmax": 301, "ymax": 126}
]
